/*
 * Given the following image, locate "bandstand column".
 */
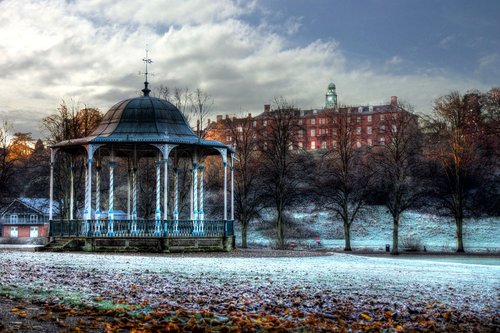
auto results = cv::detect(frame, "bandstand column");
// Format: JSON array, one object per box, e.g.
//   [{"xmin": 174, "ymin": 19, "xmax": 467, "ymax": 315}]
[
  {"xmin": 173, "ymin": 166, "xmax": 179, "ymax": 233},
  {"xmin": 107, "ymin": 152, "xmax": 116, "ymax": 236},
  {"xmin": 94, "ymin": 164, "xmax": 102, "ymax": 234},
  {"xmin": 132, "ymin": 166, "xmax": 138, "ymax": 234},
  {"xmin": 154, "ymin": 154, "xmax": 162, "ymax": 236},
  {"xmin": 49, "ymin": 148, "xmax": 57, "ymax": 221},
  {"xmin": 192, "ymin": 156, "xmax": 199, "ymax": 234},
  {"xmin": 127, "ymin": 165, "xmax": 131, "ymax": 220},
  {"xmin": 199, "ymin": 165, "xmax": 205, "ymax": 233},
  {"xmin": 223, "ymin": 159, "xmax": 228, "ymax": 221},
  {"xmin": 230, "ymin": 152, "xmax": 235, "ymax": 221},
  {"xmin": 215, "ymin": 148, "xmax": 228, "ymax": 221},
  {"xmin": 69, "ymin": 161, "xmax": 74, "ymax": 220}
]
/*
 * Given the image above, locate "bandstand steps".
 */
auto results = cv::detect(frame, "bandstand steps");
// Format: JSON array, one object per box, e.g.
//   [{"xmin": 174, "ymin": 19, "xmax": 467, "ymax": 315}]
[{"xmin": 38, "ymin": 238, "xmax": 84, "ymax": 252}]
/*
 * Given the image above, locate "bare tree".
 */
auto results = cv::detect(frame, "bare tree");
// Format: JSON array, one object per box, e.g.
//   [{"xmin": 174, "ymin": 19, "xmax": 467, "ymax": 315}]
[
  {"xmin": 374, "ymin": 105, "xmax": 422, "ymax": 255},
  {"xmin": 190, "ymin": 88, "xmax": 214, "ymax": 138},
  {"xmin": 42, "ymin": 101, "xmax": 103, "ymax": 218},
  {"xmin": 0, "ymin": 120, "xmax": 16, "ymax": 203},
  {"xmin": 222, "ymin": 114, "xmax": 262, "ymax": 248},
  {"xmin": 425, "ymin": 91, "xmax": 483, "ymax": 252},
  {"xmin": 259, "ymin": 97, "xmax": 306, "ymax": 249},
  {"xmin": 319, "ymin": 107, "xmax": 373, "ymax": 251}
]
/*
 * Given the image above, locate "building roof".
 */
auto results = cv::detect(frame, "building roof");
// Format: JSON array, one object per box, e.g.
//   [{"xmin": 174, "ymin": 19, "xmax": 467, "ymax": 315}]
[
  {"xmin": 1, "ymin": 197, "xmax": 60, "ymax": 215},
  {"xmin": 52, "ymin": 94, "xmax": 229, "ymax": 150}
]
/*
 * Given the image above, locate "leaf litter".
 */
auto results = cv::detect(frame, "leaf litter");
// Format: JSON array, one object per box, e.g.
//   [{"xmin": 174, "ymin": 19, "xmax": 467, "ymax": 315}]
[{"xmin": 0, "ymin": 251, "xmax": 498, "ymax": 332}]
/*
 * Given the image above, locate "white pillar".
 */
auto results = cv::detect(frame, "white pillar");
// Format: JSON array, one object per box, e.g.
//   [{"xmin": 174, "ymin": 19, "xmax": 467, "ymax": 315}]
[
  {"xmin": 192, "ymin": 159, "xmax": 199, "ymax": 234},
  {"xmin": 223, "ymin": 160, "xmax": 227, "ymax": 221},
  {"xmin": 230, "ymin": 153, "xmax": 234, "ymax": 221},
  {"xmin": 127, "ymin": 167, "xmax": 131, "ymax": 220},
  {"xmin": 174, "ymin": 167, "xmax": 179, "ymax": 221},
  {"xmin": 49, "ymin": 149, "xmax": 56, "ymax": 221},
  {"xmin": 155, "ymin": 155, "xmax": 162, "ymax": 221},
  {"xmin": 132, "ymin": 167, "xmax": 138, "ymax": 234},
  {"xmin": 84, "ymin": 156, "xmax": 93, "ymax": 221},
  {"xmin": 199, "ymin": 165, "xmax": 204, "ymax": 234},
  {"xmin": 163, "ymin": 157, "xmax": 169, "ymax": 220},
  {"xmin": 95, "ymin": 165, "xmax": 101, "ymax": 234},
  {"xmin": 108, "ymin": 156, "xmax": 116, "ymax": 236},
  {"xmin": 69, "ymin": 162, "xmax": 74, "ymax": 220},
  {"xmin": 155, "ymin": 154, "xmax": 162, "ymax": 236}
]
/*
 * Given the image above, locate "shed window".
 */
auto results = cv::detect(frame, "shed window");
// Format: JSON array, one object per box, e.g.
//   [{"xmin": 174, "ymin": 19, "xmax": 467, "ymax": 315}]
[
  {"xmin": 30, "ymin": 214, "xmax": 38, "ymax": 223},
  {"xmin": 10, "ymin": 214, "xmax": 18, "ymax": 223}
]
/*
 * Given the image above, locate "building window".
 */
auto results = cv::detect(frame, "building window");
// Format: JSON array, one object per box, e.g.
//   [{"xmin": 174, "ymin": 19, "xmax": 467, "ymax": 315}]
[
  {"xmin": 253, "ymin": 120, "xmax": 257, "ymax": 127},
  {"xmin": 356, "ymin": 140, "xmax": 361, "ymax": 148},
  {"xmin": 298, "ymin": 130, "xmax": 303, "ymax": 138},
  {"xmin": 311, "ymin": 118, "xmax": 316, "ymax": 125},
  {"xmin": 298, "ymin": 119, "xmax": 303, "ymax": 125},
  {"xmin": 311, "ymin": 141, "xmax": 316, "ymax": 150},
  {"xmin": 380, "ymin": 125, "xmax": 385, "ymax": 133},
  {"xmin": 380, "ymin": 114, "xmax": 385, "ymax": 121},
  {"xmin": 226, "ymin": 136, "xmax": 232, "ymax": 142},
  {"xmin": 358, "ymin": 107, "xmax": 363, "ymax": 113},
  {"xmin": 10, "ymin": 214, "xmax": 18, "ymax": 223},
  {"xmin": 356, "ymin": 127, "xmax": 361, "ymax": 134},
  {"xmin": 237, "ymin": 126, "xmax": 243, "ymax": 132},
  {"xmin": 368, "ymin": 115, "xmax": 372, "ymax": 122},
  {"xmin": 311, "ymin": 129, "xmax": 316, "ymax": 137},
  {"xmin": 367, "ymin": 126, "xmax": 372, "ymax": 134},
  {"xmin": 379, "ymin": 137, "xmax": 385, "ymax": 145},
  {"xmin": 356, "ymin": 116, "xmax": 361, "ymax": 123},
  {"xmin": 289, "ymin": 143, "xmax": 294, "ymax": 150},
  {"xmin": 298, "ymin": 142, "xmax": 303, "ymax": 149},
  {"xmin": 30, "ymin": 214, "xmax": 38, "ymax": 223},
  {"xmin": 332, "ymin": 140, "xmax": 337, "ymax": 147},
  {"xmin": 263, "ymin": 120, "xmax": 268, "ymax": 126},
  {"xmin": 368, "ymin": 138, "xmax": 372, "ymax": 146},
  {"xmin": 392, "ymin": 125, "xmax": 397, "ymax": 133},
  {"xmin": 321, "ymin": 141, "xmax": 327, "ymax": 149},
  {"xmin": 319, "ymin": 118, "xmax": 326, "ymax": 125}
]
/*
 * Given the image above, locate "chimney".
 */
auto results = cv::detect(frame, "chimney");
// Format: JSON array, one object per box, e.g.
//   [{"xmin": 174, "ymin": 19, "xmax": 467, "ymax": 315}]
[
  {"xmin": 207, "ymin": 118, "xmax": 211, "ymax": 125},
  {"xmin": 264, "ymin": 104, "xmax": 271, "ymax": 112},
  {"xmin": 391, "ymin": 96, "xmax": 398, "ymax": 106},
  {"xmin": 216, "ymin": 115, "xmax": 223, "ymax": 122},
  {"xmin": 225, "ymin": 114, "xmax": 229, "ymax": 119},
  {"xmin": 248, "ymin": 113, "xmax": 252, "ymax": 118}
]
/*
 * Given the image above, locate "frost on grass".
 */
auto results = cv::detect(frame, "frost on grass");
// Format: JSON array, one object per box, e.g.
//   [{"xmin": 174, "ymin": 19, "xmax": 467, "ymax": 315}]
[{"xmin": 0, "ymin": 251, "xmax": 498, "ymax": 331}]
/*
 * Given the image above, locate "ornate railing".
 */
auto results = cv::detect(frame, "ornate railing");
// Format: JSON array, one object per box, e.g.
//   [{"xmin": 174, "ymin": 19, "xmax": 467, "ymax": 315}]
[{"xmin": 49, "ymin": 219, "xmax": 234, "ymax": 238}]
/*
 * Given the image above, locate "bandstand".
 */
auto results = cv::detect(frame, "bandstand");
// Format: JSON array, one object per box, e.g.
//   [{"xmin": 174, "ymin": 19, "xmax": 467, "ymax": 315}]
[{"xmin": 45, "ymin": 71, "xmax": 235, "ymax": 252}]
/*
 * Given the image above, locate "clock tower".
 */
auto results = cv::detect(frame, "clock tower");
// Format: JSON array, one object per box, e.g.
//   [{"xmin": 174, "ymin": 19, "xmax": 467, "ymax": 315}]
[{"xmin": 325, "ymin": 82, "xmax": 337, "ymax": 108}]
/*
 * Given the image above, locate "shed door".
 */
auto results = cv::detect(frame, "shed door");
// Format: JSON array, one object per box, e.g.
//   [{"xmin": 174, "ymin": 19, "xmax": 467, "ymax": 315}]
[
  {"xmin": 10, "ymin": 227, "xmax": 18, "ymax": 238},
  {"xmin": 30, "ymin": 226, "xmax": 39, "ymax": 237}
]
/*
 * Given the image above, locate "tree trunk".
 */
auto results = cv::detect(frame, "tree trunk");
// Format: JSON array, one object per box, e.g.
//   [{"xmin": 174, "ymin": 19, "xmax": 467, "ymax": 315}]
[
  {"xmin": 277, "ymin": 208, "xmax": 285, "ymax": 250},
  {"xmin": 391, "ymin": 213, "xmax": 400, "ymax": 255},
  {"xmin": 241, "ymin": 222, "xmax": 248, "ymax": 249},
  {"xmin": 343, "ymin": 221, "xmax": 352, "ymax": 251},
  {"xmin": 455, "ymin": 215, "xmax": 465, "ymax": 252}
]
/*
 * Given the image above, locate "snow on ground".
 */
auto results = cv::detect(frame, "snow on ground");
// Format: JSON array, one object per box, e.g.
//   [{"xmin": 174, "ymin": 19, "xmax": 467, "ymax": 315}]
[
  {"xmin": 0, "ymin": 251, "xmax": 498, "ymax": 322},
  {"xmin": 239, "ymin": 206, "xmax": 500, "ymax": 252}
]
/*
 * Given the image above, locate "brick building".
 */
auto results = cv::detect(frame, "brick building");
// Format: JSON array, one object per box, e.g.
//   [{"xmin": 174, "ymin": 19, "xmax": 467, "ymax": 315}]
[{"xmin": 206, "ymin": 83, "xmax": 413, "ymax": 151}]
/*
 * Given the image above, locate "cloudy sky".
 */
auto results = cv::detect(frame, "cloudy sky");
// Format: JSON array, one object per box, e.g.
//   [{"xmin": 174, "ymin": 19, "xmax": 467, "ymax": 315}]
[{"xmin": 0, "ymin": 0, "xmax": 498, "ymax": 138}]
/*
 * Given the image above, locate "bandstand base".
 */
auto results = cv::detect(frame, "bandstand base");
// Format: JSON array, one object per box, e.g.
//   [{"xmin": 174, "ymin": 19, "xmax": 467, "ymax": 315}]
[{"xmin": 38, "ymin": 236, "xmax": 235, "ymax": 253}]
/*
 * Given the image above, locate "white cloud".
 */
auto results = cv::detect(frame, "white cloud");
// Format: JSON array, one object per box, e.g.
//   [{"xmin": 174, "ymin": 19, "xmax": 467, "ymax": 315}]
[
  {"xmin": 386, "ymin": 56, "xmax": 403, "ymax": 66},
  {"xmin": 0, "ymin": 0, "xmax": 492, "ymax": 138}
]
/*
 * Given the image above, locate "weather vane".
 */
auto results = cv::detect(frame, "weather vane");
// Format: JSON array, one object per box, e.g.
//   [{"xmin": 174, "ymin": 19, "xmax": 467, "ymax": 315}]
[{"xmin": 141, "ymin": 48, "xmax": 153, "ymax": 96}]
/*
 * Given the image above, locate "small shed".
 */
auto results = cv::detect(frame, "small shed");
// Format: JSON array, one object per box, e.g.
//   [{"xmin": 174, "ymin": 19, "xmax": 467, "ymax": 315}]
[{"xmin": 1, "ymin": 198, "xmax": 60, "ymax": 238}]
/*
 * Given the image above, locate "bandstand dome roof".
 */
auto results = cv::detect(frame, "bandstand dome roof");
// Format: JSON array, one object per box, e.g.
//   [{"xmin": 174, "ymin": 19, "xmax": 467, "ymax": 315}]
[{"xmin": 52, "ymin": 90, "xmax": 231, "ymax": 155}]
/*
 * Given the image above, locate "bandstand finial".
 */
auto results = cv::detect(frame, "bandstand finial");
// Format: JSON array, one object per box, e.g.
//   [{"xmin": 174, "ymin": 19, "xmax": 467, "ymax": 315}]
[{"xmin": 142, "ymin": 48, "xmax": 153, "ymax": 96}]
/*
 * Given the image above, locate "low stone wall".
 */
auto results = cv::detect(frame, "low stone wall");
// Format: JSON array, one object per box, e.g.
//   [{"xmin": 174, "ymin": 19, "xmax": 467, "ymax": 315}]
[{"xmin": 0, "ymin": 237, "xmax": 49, "ymax": 245}]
